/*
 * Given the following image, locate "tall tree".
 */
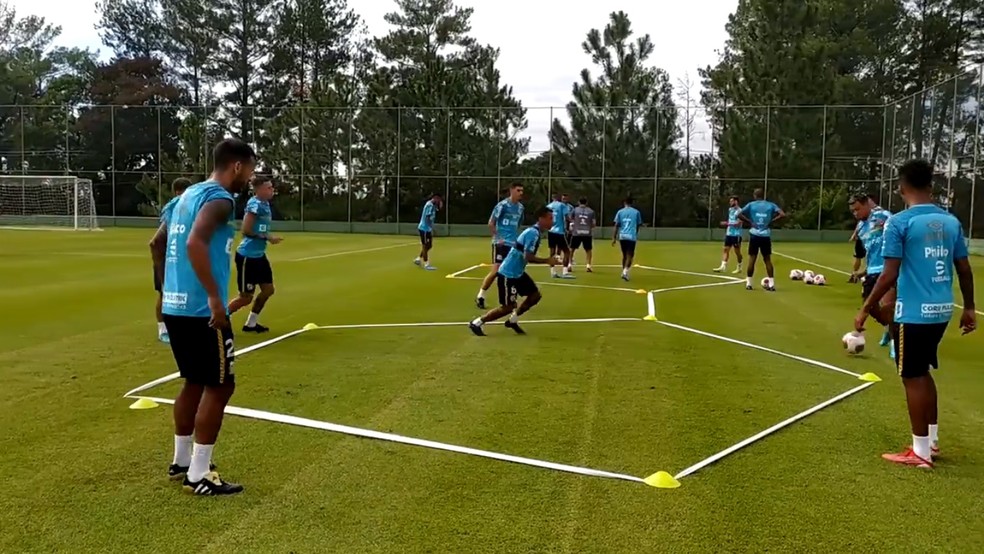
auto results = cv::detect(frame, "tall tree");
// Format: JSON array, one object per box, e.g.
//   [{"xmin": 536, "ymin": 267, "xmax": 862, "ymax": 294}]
[
  {"xmin": 95, "ymin": 0, "xmax": 165, "ymax": 59},
  {"xmin": 160, "ymin": 0, "xmax": 220, "ymax": 106}
]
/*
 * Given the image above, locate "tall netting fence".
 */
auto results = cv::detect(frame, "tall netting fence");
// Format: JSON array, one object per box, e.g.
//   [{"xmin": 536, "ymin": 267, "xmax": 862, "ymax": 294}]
[{"xmin": 0, "ymin": 64, "xmax": 980, "ymax": 238}]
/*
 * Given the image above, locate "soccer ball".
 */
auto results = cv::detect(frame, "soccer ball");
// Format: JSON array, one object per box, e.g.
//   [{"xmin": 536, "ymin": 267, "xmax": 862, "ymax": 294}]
[
  {"xmin": 842, "ymin": 331, "xmax": 866, "ymax": 354},
  {"xmin": 789, "ymin": 269, "xmax": 804, "ymax": 280},
  {"xmin": 814, "ymin": 274, "xmax": 826, "ymax": 286},
  {"xmin": 804, "ymin": 275, "xmax": 815, "ymax": 285},
  {"xmin": 760, "ymin": 277, "xmax": 770, "ymax": 288},
  {"xmin": 803, "ymin": 270, "xmax": 816, "ymax": 281}
]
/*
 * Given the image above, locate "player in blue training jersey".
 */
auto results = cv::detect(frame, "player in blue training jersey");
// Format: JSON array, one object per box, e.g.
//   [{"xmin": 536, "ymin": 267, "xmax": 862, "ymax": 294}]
[
  {"xmin": 470, "ymin": 207, "xmax": 558, "ymax": 336},
  {"xmin": 228, "ymin": 175, "xmax": 282, "ymax": 333},
  {"xmin": 738, "ymin": 188, "xmax": 784, "ymax": 291},
  {"xmin": 414, "ymin": 192, "xmax": 442, "ymax": 270},
  {"xmin": 477, "ymin": 183, "xmax": 524, "ymax": 309},
  {"xmin": 713, "ymin": 195, "xmax": 744, "ymax": 274},
  {"xmin": 857, "ymin": 160, "xmax": 976, "ymax": 470},
  {"xmin": 150, "ymin": 138, "xmax": 256, "ymax": 495},
  {"xmin": 612, "ymin": 197, "xmax": 643, "ymax": 281},
  {"xmin": 850, "ymin": 194, "xmax": 892, "ymax": 347},
  {"xmin": 546, "ymin": 193, "xmax": 575, "ymax": 279},
  {"xmin": 152, "ymin": 177, "xmax": 192, "ymax": 343}
]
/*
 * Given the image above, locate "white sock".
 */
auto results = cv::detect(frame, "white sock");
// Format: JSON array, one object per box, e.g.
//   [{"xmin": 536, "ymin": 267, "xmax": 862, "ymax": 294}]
[
  {"xmin": 718, "ymin": 260, "xmax": 726, "ymax": 268},
  {"xmin": 477, "ymin": 288, "xmax": 486, "ymax": 299},
  {"xmin": 470, "ymin": 317, "xmax": 483, "ymax": 326},
  {"xmin": 414, "ymin": 256, "xmax": 421, "ymax": 262},
  {"xmin": 766, "ymin": 277, "xmax": 773, "ymax": 288},
  {"xmin": 188, "ymin": 443, "xmax": 214, "ymax": 482},
  {"xmin": 912, "ymin": 435, "xmax": 932, "ymax": 460},
  {"xmin": 508, "ymin": 313, "xmax": 519, "ymax": 324},
  {"xmin": 550, "ymin": 267, "xmax": 558, "ymax": 276},
  {"xmin": 929, "ymin": 424, "xmax": 938, "ymax": 446},
  {"xmin": 172, "ymin": 434, "xmax": 193, "ymax": 466},
  {"xmin": 586, "ymin": 263, "xmax": 592, "ymax": 269},
  {"xmin": 245, "ymin": 312, "xmax": 259, "ymax": 327},
  {"xmin": 158, "ymin": 322, "xmax": 167, "ymax": 335},
  {"xmin": 746, "ymin": 277, "xmax": 753, "ymax": 286},
  {"xmin": 563, "ymin": 266, "xmax": 570, "ymax": 275}
]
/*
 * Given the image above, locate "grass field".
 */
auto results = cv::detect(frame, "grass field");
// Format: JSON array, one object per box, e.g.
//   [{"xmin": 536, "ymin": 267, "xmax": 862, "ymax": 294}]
[{"xmin": 2, "ymin": 229, "xmax": 983, "ymax": 553}]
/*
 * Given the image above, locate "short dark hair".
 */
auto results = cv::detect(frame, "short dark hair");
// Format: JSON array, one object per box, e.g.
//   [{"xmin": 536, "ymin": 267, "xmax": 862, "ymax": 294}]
[
  {"xmin": 729, "ymin": 195, "xmax": 739, "ymax": 202},
  {"xmin": 624, "ymin": 196, "xmax": 634, "ymax": 205},
  {"xmin": 534, "ymin": 206, "xmax": 551, "ymax": 219},
  {"xmin": 579, "ymin": 197, "xmax": 588, "ymax": 205},
  {"xmin": 899, "ymin": 159, "xmax": 933, "ymax": 190},
  {"xmin": 431, "ymin": 192, "xmax": 442, "ymax": 199},
  {"xmin": 251, "ymin": 173, "xmax": 274, "ymax": 188},
  {"xmin": 553, "ymin": 193, "xmax": 563, "ymax": 201},
  {"xmin": 753, "ymin": 188, "xmax": 764, "ymax": 199},
  {"xmin": 213, "ymin": 138, "xmax": 256, "ymax": 170},
  {"xmin": 171, "ymin": 177, "xmax": 193, "ymax": 193},
  {"xmin": 509, "ymin": 182, "xmax": 523, "ymax": 190},
  {"xmin": 850, "ymin": 194, "xmax": 869, "ymax": 205}
]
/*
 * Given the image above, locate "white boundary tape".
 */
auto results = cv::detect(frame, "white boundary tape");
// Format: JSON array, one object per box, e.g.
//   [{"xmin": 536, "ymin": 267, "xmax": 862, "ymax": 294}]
[
  {"xmin": 656, "ymin": 320, "xmax": 863, "ymax": 379},
  {"xmin": 646, "ymin": 291, "xmax": 656, "ymax": 318},
  {"xmin": 290, "ymin": 242, "xmax": 416, "ymax": 262},
  {"xmin": 775, "ymin": 251, "xmax": 984, "ymax": 316},
  {"xmin": 130, "ymin": 395, "xmax": 647, "ymax": 485},
  {"xmin": 674, "ymin": 382, "xmax": 875, "ymax": 479},
  {"xmin": 634, "ymin": 264, "xmax": 743, "ymax": 282},
  {"xmin": 447, "ymin": 264, "xmax": 482, "ymax": 278},
  {"xmin": 651, "ymin": 280, "xmax": 746, "ymax": 294}
]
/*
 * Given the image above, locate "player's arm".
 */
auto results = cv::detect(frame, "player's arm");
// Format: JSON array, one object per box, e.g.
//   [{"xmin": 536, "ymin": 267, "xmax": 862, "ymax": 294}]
[
  {"xmin": 954, "ymin": 229, "xmax": 976, "ymax": 333},
  {"xmin": 770, "ymin": 206, "xmax": 785, "ymax": 223},
  {"xmin": 487, "ymin": 207, "xmax": 498, "ymax": 240},
  {"xmin": 149, "ymin": 222, "xmax": 168, "ymax": 286},
  {"xmin": 241, "ymin": 211, "xmax": 267, "ymax": 240},
  {"xmin": 862, "ymin": 258, "xmax": 899, "ymax": 314},
  {"xmin": 738, "ymin": 205, "xmax": 752, "ymax": 225},
  {"xmin": 187, "ymin": 198, "xmax": 232, "ymax": 300}
]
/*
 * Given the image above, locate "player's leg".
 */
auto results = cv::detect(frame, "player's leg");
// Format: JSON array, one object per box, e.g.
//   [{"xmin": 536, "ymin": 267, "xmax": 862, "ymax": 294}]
[
  {"xmin": 243, "ymin": 256, "xmax": 274, "ymax": 333},
  {"xmin": 745, "ymin": 237, "xmax": 760, "ymax": 289},
  {"xmin": 163, "ymin": 314, "xmax": 202, "ymax": 479},
  {"xmin": 470, "ymin": 274, "xmax": 513, "ymax": 335},
  {"xmin": 619, "ymin": 240, "xmax": 635, "ymax": 280},
  {"xmin": 715, "ymin": 238, "xmax": 730, "ymax": 272},
  {"xmin": 761, "ymin": 239, "xmax": 776, "ymax": 291},
  {"xmin": 732, "ymin": 239, "xmax": 744, "ymax": 274},
  {"xmin": 584, "ymin": 237, "xmax": 594, "ymax": 272},
  {"xmin": 548, "ymin": 234, "xmax": 561, "ymax": 277},
  {"xmin": 228, "ymin": 253, "xmax": 254, "ymax": 314},
  {"xmin": 559, "ymin": 241, "xmax": 574, "ymax": 278},
  {"xmin": 477, "ymin": 245, "xmax": 507, "ymax": 308},
  {"xmin": 505, "ymin": 274, "xmax": 540, "ymax": 334}
]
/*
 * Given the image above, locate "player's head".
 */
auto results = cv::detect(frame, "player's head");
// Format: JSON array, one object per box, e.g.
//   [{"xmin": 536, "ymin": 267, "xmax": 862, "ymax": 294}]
[
  {"xmin": 623, "ymin": 196, "xmax": 634, "ymax": 206},
  {"xmin": 753, "ymin": 188, "xmax": 764, "ymax": 200},
  {"xmin": 212, "ymin": 138, "xmax": 257, "ymax": 194},
  {"xmin": 251, "ymin": 174, "xmax": 276, "ymax": 201},
  {"xmin": 171, "ymin": 177, "xmax": 192, "ymax": 196},
  {"xmin": 508, "ymin": 182, "xmax": 524, "ymax": 202},
  {"xmin": 729, "ymin": 195, "xmax": 739, "ymax": 207},
  {"xmin": 553, "ymin": 192, "xmax": 563, "ymax": 202},
  {"xmin": 578, "ymin": 197, "xmax": 588, "ymax": 206},
  {"xmin": 431, "ymin": 192, "xmax": 443, "ymax": 209},
  {"xmin": 534, "ymin": 206, "xmax": 553, "ymax": 229},
  {"xmin": 849, "ymin": 194, "xmax": 873, "ymax": 220},
  {"xmin": 561, "ymin": 193, "xmax": 569, "ymax": 203},
  {"xmin": 898, "ymin": 159, "xmax": 933, "ymax": 206}
]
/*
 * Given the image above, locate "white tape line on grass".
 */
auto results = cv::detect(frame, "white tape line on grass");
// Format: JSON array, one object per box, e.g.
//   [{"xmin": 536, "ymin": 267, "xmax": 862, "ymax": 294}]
[
  {"xmin": 122, "ymin": 328, "xmax": 310, "ymax": 397},
  {"xmin": 446, "ymin": 274, "xmax": 640, "ymax": 294},
  {"xmin": 776, "ymin": 251, "xmax": 984, "ymax": 316},
  {"xmin": 447, "ymin": 264, "xmax": 482, "ymax": 278},
  {"xmin": 290, "ymin": 242, "xmax": 416, "ymax": 262},
  {"xmin": 129, "ymin": 395, "xmax": 647, "ymax": 485},
  {"xmin": 646, "ymin": 292, "xmax": 656, "ymax": 318},
  {"xmin": 634, "ymin": 265, "xmax": 742, "ymax": 282},
  {"xmin": 674, "ymin": 382, "xmax": 875, "ymax": 479},
  {"xmin": 652, "ymin": 280, "xmax": 746, "ymax": 294},
  {"xmin": 656, "ymin": 320, "xmax": 863, "ymax": 379}
]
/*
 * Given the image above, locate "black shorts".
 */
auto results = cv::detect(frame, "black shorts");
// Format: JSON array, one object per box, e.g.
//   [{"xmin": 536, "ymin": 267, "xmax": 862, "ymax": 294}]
[
  {"xmin": 491, "ymin": 243, "xmax": 512, "ymax": 264},
  {"xmin": 861, "ymin": 273, "xmax": 880, "ymax": 299},
  {"xmin": 235, "ymin": 253, "xmax": 274, "ymax": 294},
  {"xmin": 748, "ymin": 235, "xmax": 772, "ymax": 257},
  {"xmin": 496, "ymin": 272, "xmax": 538, "ymax": 306},
  {"xmin": 854, "ymin": 239, "xmax": 866, "ymax": 259},
  {"xmin": 547, "ymin": 232, "xmax": 569, "ymax": 251},
  {"xmin": 162, "ymin": 315, "xmax": 235, "ymax": 386},
  {"xmin": 724, "ymin": 235, "xmax": 742, "ymax": 248},
  {"xmin": 418, "ymin": 230, "xmax": 433, "ymax": 248},
  {"xmin": 570, "ymin": 235, "xmax": 593, "ymax": 251},
  {"xmin": 153, "ymin": 266, "xmax": 163, "ymax": 293},
  {"xmin": 892, "ymin": 322, "xmax": 948, "ymax": 378},
  {"xmin": 619, "ymin": 239, "xmax": 636, "ymax": 256}
]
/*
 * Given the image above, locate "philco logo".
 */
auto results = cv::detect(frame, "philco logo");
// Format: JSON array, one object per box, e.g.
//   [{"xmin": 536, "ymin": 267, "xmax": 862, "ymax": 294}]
[{"xmin": 924, "ymin": 246, "xmax": 949, "ymax": 258}]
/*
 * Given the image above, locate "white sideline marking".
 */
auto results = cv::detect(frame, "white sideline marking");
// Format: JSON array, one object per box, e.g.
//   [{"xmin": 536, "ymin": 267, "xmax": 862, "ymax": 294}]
[
  {"xmin": 290, "ymin": 242, "xmax": 416, "ymax": 262},
  {"xmin": 446, "ymin": 272, "xmax": 639, "ymax": 294},
  {"xmin": 634, "ymin": 265, "xmax": 742, "ymax": 282},
  {"xmin": 646, "ymin": 291, "xmax": 656, "ymax": 318},
  {"xmin": 674, "ymin": 382, "xmax": 875, "ymax": 479},
  {"xmin": 651, "ymin": 281, "xmax": 746, "ymax": 294},
  {"xmin": 130, "ymin": 395, "xmax": 648, "ymax": 485},
  {"xmin": 775, "ymin": 251, "xmax": 984, "ymax": 316},
  {"xmin": 656, "ymin": 320, "xmax": 862, "ymax": 379},
  {"xmin": 53, "ymin": 251, "xmax": 146, "ymax": 258},
  {"xmin": 447, "ymin": 264, "xmax": 482, "ymax": 278}
]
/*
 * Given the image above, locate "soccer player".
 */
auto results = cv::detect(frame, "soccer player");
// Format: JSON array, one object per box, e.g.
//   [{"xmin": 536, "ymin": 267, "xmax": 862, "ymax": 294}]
[
  {"xmin": 150, "ymin": 138, "xmax": 256, "ymax": 495},
  {"xmin": 469, "ymin": 207, "xmax": 558, "ymax": 336},
  {"xmin": 850, "ymin": 194, "xmax": 892, "ymax": 348},
  {"xmin": 738, "ymin": 188, "xmax": 784, "ymax": 291},
  {"xmin": 228, "ymin": 174, "xmax": 281, "ymax": 333},
  {"xmin": 562, "ymin": 193, "xmax": 576, "ymax": 268},
  {"xmin": 713, "ymin": 195, "xmax": 744, "ymax": 274},
  {"xmin": 153, "ymin": 177, "xmax": 192, "ymax": 343},
  {"xmin": 476, "ymin": 183, "xmax": 524, "ymax": 309},
  {"xmin": 414, "ymin": 193, "xmax": 442, "ymax": 270},
  {"xmin": 856, "ymin": 159, "xmax": 976, "ymax": 469},
  {"xmin": 546, "ymin": 193, "xmax": 574, "ymax": 278},
  {"xmin": 612, "ymin": 197, "xmax": 643, "ymax": 281},
  {"xmin": 570, "ymin": 197, "xmax": 596, "ymax": 272},
  {"xmin": 849, "ymin": 218, "xmax": 866, "ymax": 283}
]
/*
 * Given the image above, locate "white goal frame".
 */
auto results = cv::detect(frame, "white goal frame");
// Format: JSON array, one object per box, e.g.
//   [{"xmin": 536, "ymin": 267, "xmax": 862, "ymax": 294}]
[{"xmin": 0, "ymin": 175, "xmax": 100, "ymax": 230}]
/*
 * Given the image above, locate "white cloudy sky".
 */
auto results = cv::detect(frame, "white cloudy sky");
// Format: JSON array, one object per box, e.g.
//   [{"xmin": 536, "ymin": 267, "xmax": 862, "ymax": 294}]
[{"xmin": 11, "ymin": 0, "xmax": 736, "ymax": 153}]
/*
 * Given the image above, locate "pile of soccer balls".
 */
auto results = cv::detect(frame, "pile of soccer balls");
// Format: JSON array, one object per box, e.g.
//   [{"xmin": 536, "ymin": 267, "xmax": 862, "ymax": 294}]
[{"xmin": 788, "ymin": 269, "xmax": 826, "ymax": 285}]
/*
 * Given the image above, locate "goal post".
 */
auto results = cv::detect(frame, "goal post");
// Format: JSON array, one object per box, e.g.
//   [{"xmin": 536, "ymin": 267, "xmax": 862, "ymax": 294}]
[{"xmin": 0, "ymin": 175, "xmax": 100, "ymax": 230}]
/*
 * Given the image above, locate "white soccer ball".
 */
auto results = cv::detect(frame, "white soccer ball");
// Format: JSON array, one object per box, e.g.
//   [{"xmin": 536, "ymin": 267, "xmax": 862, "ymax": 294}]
[
  {"xmin": 842, "ymin": 331, "xmax": 866, "ymax": 354},
  {"xmin": 789, "ymin": 269, "xmax": 804, "ymax": 280},
  {"xmin": 804, "ymin": 270, "xmax": 816, "ymax": 280},
  {"xmin": 814, "ymin": 274, "xmax": 826, "ymax": 286},
  {"xmin": 804, "ymin": 275, "xmax": 815, "ymax": 285},
  {"xmin": 760, "ymin": 277, "xmax": 770, "ymax": 288}
]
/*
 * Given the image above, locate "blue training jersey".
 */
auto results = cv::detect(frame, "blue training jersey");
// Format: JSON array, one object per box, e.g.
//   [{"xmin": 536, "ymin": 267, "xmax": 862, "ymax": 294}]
[
  {"xmin": 741, "ymin": 200, "xmax": 781, "ymax": 237},
  {"xmin": 545, "ymin": 201, "xmax": 572, "ymax": 235},
  {"xmin": 160, "ymin": 196, "xmax": 180, "ymax": 226},
  {"xmin": 860, "ymin": 206, "xmax": 891, "ymax": 274},
  {"xmin": 614, "ymin": 207, "xmax": 643, "ymax": 242},
  {"xmin": 499, "ymin": 225, "xmax": 542, "ymax": 279},
  {"xmin": 726, "ymin": 207, "xmax": 742, "ymax": 237},
  {"xmin": 883, "ymin": 204, "xmax": 968, "ymax": 324},
  {"xmin": 162, "ymin": 181, "xmax": 236, "ymax": 318},
  {"xmin": 490, "ymin": 199, "xmax": 524, "ymax": 244},
  {"xmin": 237, "ymin": 197, "xmax": 272, "ymax": 258},
  {"xmin": 418, "ymin": 199, "xmax": 437, "ymax": 232}
]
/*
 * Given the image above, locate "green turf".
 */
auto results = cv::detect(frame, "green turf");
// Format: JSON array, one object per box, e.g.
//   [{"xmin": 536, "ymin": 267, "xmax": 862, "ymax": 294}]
[{"xmin": 1, "ymin": 229, "xmax": 983, "ymax": 553}]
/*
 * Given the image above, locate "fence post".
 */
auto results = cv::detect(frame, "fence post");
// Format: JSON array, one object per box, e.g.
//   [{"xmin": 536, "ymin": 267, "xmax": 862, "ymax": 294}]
[
  {"xmin": 547, "ymin": 106, "xmax": 553, "ymax": 200},
  {"xmin": 396, "ymin": 106, "xmax": 401, "ymax": 234},
  {"xmin": 946, "ymin": 76, "xmax": 958, "ymax": 210},
  {"xmin": 299, "ymin": 105, "xmax": 305, "ymax": 228},
  {"xmin": 496, "ymin": 106, "xmax": 502, "ymax": 198},
  {"xmin": 600, "ymin": 108, "xmax": 606, "ymax": 230},
  {"xmin": 110, "ymin": 105, "xmax": 115, "ymax": 218},
  {"xmin": 65, "ymin": 104, "xmax": 71, "ymax": 176},
  {"xmin": 347, "ymin": 109, "xmax": 354, "ymax": 232},
  {"xmin": 763, "ymin": 105, "xmax": 771, "ymax": 199},
  {"xmin": 878, "ymin": 103, "xmax": 889, "ymax": 208},
  {"xmin": 970, "ymin": 68, "xmax": 982, "ymax": 239},
  {"xmin": 653, "ymin": 106, "xmax": 659, "ymax": 232},
  {"xmin": 818, "ymin": 106, "xmax": 827, "ymax": 231},
  {"xmin": 157, "ymin": 106, "xmax": 163, "ymax": 207},
  {"xmin": 445, "ymin": 108, "xmax": 451, "ymax": 235}
]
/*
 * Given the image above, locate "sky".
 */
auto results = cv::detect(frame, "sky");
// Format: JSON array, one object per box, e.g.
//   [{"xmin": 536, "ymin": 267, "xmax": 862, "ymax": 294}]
[{"xmin": 9, "ymin": 0, "xmax": 736, "ymax": 154}]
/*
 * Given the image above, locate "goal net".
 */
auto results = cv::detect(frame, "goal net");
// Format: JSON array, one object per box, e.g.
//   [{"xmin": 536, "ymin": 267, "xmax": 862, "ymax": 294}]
[{"xmin": 0, "ymin": 176, "xmax": 100, "ymax": 230}]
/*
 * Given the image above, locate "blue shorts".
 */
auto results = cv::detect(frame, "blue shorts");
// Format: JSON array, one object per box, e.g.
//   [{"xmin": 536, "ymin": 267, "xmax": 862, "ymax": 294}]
[{"xmin": 724, "ymin": 235, "xmax": 742, "ymax": 247}]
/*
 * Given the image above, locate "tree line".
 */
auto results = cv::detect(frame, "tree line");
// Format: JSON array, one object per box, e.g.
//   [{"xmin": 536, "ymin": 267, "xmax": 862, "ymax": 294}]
[{"xmin": 0, "ymin": 0, "xmax": 982, "ymax": 230}]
